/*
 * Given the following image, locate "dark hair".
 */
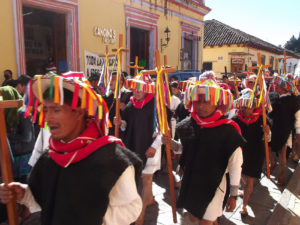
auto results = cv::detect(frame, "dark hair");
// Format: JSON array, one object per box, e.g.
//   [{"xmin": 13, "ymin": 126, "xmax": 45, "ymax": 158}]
[
  {"xmin": 4, "ymin": 70, "xmax": 12, "ymax": 76},
  {"xmin": 17, "ymin": 75, "xmax": 31, "ymax": 86},
  {"xmin": 222, "ymin": 75, "xmax": 228, "ymax": 79},
  {"xmin": 111, "ymin": 71, "xmax": 125, "ymax": 82},
  {"xmin": 170, "ymin": 75, "xmax": 178, "ymax": 81},
  {"xmin": 43, "ymin": 88, "xmax": 81, "ymax": 107},
  {"xmin": 170, "ymin": 81, "xmax": 178, "ymax": 88}
]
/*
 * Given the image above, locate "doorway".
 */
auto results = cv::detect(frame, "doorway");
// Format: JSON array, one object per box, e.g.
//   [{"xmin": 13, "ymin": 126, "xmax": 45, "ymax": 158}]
[
  {"xmin": 182, "ymin": 38, "xmax": 194, "ymax": 70},
  {"xmin": 23, "ymin": 6, "xmax": 67, "ymax": 76},
  {"xmin": 130, "ymin": 27, "xmax": 150, "ymax": 74}
]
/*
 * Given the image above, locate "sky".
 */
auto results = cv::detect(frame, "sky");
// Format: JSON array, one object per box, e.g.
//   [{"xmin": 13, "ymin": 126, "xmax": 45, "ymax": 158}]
[{"xmin": 204, "ymin": 0, "xmax": 300, "ymax": 47}]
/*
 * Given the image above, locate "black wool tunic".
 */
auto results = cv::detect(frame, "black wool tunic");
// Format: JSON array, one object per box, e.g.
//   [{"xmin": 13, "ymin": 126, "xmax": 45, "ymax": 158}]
[
  {"xmin": 28, "ymin": 143, "xmax": 142, "ymax": 225},
  {"xmin": 232, "ymin": 115, "xmax": 269, "ymax": 178},
  {"xmin": 121, "ymin": 99, "xmax": 155, "ymax": 166},
  {"xmin": 269, "ymin": 94, "xmax": 300, "ymax": 153},
  {"xmin": 176, "ymin": 117, "xmax": 245, "ymax": 220}
]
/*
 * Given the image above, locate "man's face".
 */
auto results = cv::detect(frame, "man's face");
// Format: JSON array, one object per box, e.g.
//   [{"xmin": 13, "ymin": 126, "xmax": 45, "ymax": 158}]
[
  {"xmin": 133, "ymin": 90, "xmax": 147, "ymax": 101},
  {"xmin": 16, "ymin": 84, "xmax": 26, "ymax": 96},
  {"xmin": 196, "ymin": 94, "xmax": 218, "ymax": 118},
  {"xmin": 242, "ymin": 107, "xmax": 255, "ymax": 117},
  {"xmin": 171, "ymin": 87, "xmax": 180, "ymax": 96},
  {"xmin": 275, "ymin": 84, "xmax": 287, "ymax": 95},
  {"xmin": 4, "ymin": 72, "xmax": 11, "ymax": 80},
  {"xmin": 223, "ymin": 77, "xmax": 229, "ymax": 84},
  {"xmin": 247, "ymin": 81, "xmax": 255, "ymax": 90},
  {"xmin": 43, "ymin": 100, "xmax": 84, "ymax": 142},
  {"xmin": 109, "ymin": 75, "xmax": 124, "ymax": 92}
]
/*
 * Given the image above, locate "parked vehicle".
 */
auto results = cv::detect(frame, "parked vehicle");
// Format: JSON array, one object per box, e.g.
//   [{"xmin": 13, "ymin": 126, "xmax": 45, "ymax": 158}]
[{"xmin": 168, "ymin": 70, "xmax": 201, "ymax": 82}]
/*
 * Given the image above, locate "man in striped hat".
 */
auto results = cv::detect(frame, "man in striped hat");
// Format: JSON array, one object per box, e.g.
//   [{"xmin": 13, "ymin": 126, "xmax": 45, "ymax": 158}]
[
  {"xmin": 175, "ymin": 79, "xmax": 245, "ymax": 225},
  {"xmin": 0, "ymin": 74, "xmax": 142, "ymax": 225},
  {"xmin": 231, "ymin": 88, "xmax": 271, "ymax": 216},
  {"xmin": 269, "ymin": 74, "xmax": 300, "ymax": 185}
]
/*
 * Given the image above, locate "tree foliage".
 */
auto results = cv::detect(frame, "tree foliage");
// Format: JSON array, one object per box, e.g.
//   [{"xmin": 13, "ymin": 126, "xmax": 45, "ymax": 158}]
[{"xmin": 284, "ymin": 34, "xmax": 300, "ymax": 53}]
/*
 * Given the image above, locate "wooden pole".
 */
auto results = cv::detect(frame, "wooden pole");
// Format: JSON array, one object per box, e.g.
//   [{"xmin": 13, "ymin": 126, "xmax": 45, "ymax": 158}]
[
  {"xmin": 114, "ymin": 34, "xmax": 123, "ymax": 138},
  {"xmin": 0, "ymin": 99, "xmax": 22, "ymax": 225},
  {"xmin": 259, "ymin": 72, "xmax": 271, "ymax": 179},
  {"xmin": 156, "ymin": 51, "xmax": 177, "ymax": 223}
]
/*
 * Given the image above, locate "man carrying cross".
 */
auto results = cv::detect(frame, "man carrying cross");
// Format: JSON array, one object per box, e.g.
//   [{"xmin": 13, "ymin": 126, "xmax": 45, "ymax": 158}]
[
  {"xmin": 175, "ymin": 78, "xmax": 245, "ymax": 225},
  {"xmin": 269, "ymin": 74, "xmax": 300, "ymax": 185},
  {"xmin": 0, "ymin": 74, "xmax": 143, "ymax": 225}
]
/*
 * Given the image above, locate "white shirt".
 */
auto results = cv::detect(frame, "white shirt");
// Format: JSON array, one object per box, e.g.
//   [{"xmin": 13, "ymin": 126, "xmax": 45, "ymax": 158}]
[
  {"xmin": 28, "ymin": 128, "xmax": 51, "ymax": 167},
  {"xmin": 19, "ymin": 165, "xmax": 142, "ymax": 225}
]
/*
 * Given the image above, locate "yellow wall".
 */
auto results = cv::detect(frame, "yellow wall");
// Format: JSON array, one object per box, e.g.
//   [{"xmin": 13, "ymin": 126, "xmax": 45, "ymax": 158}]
[
  {"xmin": 0, "ymin": 0, "xmax": 17, "ymax": 84},
  {"xmin": 203, "ymin": 44, "xmax": 280, "ymax": 78},
  {"xmin": 79, "ymin": 0, "xmax": 206, "ymax": 72},
  {"xmin": 0, "ymin": 0, "xmax": 207, "ymax": 84}
]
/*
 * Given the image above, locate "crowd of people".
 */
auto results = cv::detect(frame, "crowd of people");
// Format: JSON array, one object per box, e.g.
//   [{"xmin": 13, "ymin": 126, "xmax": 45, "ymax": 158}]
[{"xmin": 0, "ymin": 68, "xmax": 299, "ymax": 225}]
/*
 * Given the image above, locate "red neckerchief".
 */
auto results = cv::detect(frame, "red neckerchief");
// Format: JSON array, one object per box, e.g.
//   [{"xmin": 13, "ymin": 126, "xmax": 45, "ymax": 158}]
[
  {"xmin": 191, "ymin": 109, "xmax": 241, "ymax": 134},
  {"xmin": 49, "ymin": 122, "xmax": 125, "ymax": 168},
  {"xmin": 130, "ymin": 94, "xmax": 154, "ymax": 109},
  {"xmin": 237, "ymin": 108, "xmax": 262, "ymax": 125}
]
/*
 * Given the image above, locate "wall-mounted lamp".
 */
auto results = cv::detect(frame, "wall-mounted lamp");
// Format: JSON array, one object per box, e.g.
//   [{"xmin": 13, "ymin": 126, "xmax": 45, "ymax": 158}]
[{"xmin": 161, "ymin": 27, "xmax": 171, "ymax": 52}]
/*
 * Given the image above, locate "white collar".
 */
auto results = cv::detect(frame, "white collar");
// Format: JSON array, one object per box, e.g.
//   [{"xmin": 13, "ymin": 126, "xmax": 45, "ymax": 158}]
[{"xmin": 280, "ymin": 93, "xmax": 291, "ymax": 98}]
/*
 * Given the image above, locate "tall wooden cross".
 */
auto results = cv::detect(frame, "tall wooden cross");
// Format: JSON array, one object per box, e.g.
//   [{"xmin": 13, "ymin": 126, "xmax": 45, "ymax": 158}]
[
  {"xmin": 129, "ymin": 56, "xmax": 144, "ymax": 77},
  {"xmin": 0, "ymin": 97, "xmax": 23, "ymax": 225},
  {"xmin": 142, "ymin": 51, "xmax": 177, "ymax": 223},
  {"xmin": 248, "ymin": 52, "xmax": 272, "ymax": 179},
  {"xmin": 112, "ymin": 34, "xmax": 128, "ymax": 137},
  {"xmin": 278, "ymin": 50, "xmax": 294, "ymax": 75}
]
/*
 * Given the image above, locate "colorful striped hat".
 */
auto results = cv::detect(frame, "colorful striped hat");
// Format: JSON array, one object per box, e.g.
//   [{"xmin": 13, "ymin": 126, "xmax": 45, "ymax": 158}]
[
  {"xmin": 233, "ymin": 88, "xmax": 259, "ymax": 109},
  {"xmin": 125, "ymin": 73, "xmax": 155, "ymax": 93},
  {"xmin": 178, "ymin": 79, "xmax": 196, "ymax": 92},
  {"xmin": 24, "ymin": 72, "xmax": 109, "ymax": 134},
  {"xmin": 183, "ymin": 78, "xmax": 234, "ymax": 113},
  {"xmin": 272, "ymin": 74, "xmax": 296, "ymax": 94}
]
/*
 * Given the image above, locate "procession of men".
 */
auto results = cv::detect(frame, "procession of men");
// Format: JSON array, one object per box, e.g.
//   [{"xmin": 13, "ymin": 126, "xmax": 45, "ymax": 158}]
[{"xmin": 0, "ymin": 49, "xmax": 299, "ymax": 225}]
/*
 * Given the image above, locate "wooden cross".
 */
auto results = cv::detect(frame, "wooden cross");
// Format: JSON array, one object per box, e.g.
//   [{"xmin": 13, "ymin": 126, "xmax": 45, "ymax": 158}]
[
  {"xmin": 0, "ymin": 97, "xmax": 23, "ymax": 225},
  {"xmin": 142, "ymin": 51, "xmax": 177, "ymax": 223},
  {"xmin": 278, "ymin": 50, "xmax": 294, "ymax": 75},
  {"xmin": 98, "ymin": 45, "xmax": 115, "ymax": 58},
  {"xmin": 129, "ymin": 56, "xmax": 144, "ymax": 77},
  {"xmin": 247, "ymin": 52, "xmax": 272, "ymax": 179},
  {"xmin": 112, "ymin": 34, "xmax": 129, "ymax": 138}
]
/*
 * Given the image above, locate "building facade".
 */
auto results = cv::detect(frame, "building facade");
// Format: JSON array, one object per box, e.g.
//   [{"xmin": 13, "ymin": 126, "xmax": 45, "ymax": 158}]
[
  {"xmin": 0, "ymin": 0, "xmax": 210, "ymax": 83},
  {"xmin": 202, "ymin": 19, "xmax": 298, "ymax": 78}
]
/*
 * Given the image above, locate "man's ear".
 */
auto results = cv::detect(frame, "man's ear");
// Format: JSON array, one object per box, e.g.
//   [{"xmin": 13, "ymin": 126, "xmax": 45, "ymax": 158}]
[{"xmin": 74, "ymin": 108, "xmax": 85, "ymax": 120}]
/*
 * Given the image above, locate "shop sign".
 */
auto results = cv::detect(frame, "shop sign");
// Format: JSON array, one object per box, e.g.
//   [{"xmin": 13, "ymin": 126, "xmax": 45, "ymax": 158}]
[
  {"xmin": 231, "ymin": 57, "xmax": 244, "ymax": 65},
  {"xmin": 84, "ymin": 50, "xmax": 115, "ymax": 79},
  {"xmin": 94, "ymin": 27, "xmax": 116, "ymax": 44}
]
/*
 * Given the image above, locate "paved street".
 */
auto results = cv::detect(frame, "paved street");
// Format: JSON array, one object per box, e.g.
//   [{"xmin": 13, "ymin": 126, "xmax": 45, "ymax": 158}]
[{"xmin": 143, "ymin": 159, "xmax": 299, "ymax": 225}]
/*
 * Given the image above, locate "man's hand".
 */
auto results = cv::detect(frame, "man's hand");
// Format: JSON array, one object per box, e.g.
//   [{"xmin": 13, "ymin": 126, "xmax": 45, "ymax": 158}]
[
  {"xmin": 162, "ymin": 135, "xmax": 171, "ymax": 146},
  {"xmin": 0, "ymin": 182, "xmax": 26, "ymax": 204},
  {"xmin": 225, "ymin": 196, "xmax": 237, "ymax": 212},
  {"xmin": 145, "ymin": 147, "xmax": 156, "ymax": 158},
  {"xmin": 120, "ymin": 102, "xmax": 126, "ymax": 110},
  {"xmin": 113, "ymin": 116, "xmax": 122, "ymax": 126},
  {"xmin": 262, "ymin": 125, "xmax": 270, "ymax": 134}
]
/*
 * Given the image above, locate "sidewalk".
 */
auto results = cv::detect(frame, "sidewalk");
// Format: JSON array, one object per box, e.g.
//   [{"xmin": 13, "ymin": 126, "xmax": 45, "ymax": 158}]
[{"xmin": 144, "ymin": 159, "xmax": 299, "ymax": 225}]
